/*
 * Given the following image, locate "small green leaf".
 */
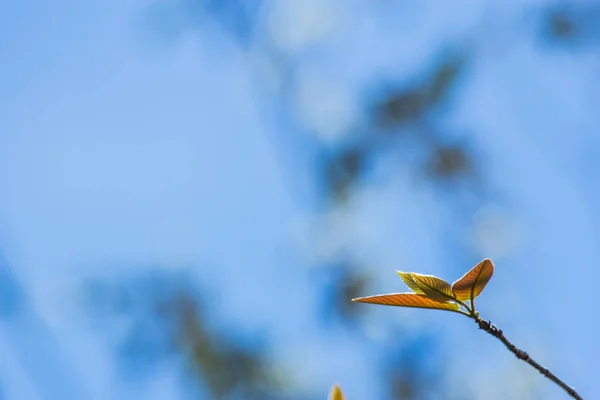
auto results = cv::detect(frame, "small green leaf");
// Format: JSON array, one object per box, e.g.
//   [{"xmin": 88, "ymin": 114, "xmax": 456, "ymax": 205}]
[
  {"xmin": 451, "ymin": 259, "xmax": 494, "ymax": 302},
  {"xmin": 397, "ymin": 271, "xmax": 426, "ymax": 294},
  {"xmin": 330, "ymin": 385, "xmax": 344, "ymax": 400},
  {"xmin": 410, "ymin": 273, "xmax": 457, "ymax": 302},
  {"xmin": 352, "ymin": 293, "xmax": 460, "ymax": 311}
]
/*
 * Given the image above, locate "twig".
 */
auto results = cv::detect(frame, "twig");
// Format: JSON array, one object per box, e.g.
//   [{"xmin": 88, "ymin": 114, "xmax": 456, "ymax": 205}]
[{"xmin": 474, "ymin": 317, "xmax": 583, "ymax": 400}]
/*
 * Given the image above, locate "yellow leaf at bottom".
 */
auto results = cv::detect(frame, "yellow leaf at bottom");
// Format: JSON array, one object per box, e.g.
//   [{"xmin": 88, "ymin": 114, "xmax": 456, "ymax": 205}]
[{"xmin": 330, "ymin": 384, "xmax": 344, "ymax": 400}]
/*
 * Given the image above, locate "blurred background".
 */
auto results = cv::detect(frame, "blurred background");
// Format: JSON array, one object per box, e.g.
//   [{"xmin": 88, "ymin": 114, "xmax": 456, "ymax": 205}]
[{"xmin": 1, "ymin": 1, "xmax": 599, "ymax": 399}]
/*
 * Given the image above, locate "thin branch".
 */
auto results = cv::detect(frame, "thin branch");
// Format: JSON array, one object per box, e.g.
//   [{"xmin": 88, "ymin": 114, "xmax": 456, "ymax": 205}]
[{"xmin": 474, "ymin": 317, "xmax": 583, "ymax": 400}]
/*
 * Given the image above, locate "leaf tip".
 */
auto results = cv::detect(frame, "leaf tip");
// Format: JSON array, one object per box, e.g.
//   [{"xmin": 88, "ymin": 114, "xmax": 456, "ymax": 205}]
[
  {"xmin": 330, "ymin": 384, "xmax": 344, "ymax": 400},
  {"xmin": 396, "ymin": 270, "xmax": 411, "ymax": 279}
]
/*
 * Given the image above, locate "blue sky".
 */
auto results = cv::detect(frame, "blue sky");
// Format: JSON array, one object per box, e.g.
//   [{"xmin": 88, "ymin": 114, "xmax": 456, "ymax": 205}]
[{"xmin": 1, "ymin": 1, "xmax": 599, "ymax": 399}]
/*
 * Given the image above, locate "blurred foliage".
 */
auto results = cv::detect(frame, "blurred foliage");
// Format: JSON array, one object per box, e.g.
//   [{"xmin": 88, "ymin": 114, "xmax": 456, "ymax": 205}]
[
  {"xmin": 321, "ymin": 145, "xmax": 370, "ymax": 204},
  {"xmin": 386, "ymin": 342, "xmax": 442, "ymax": 400},
  {"xmin": 86, "ymin": 269, "xmax": 286, "ymax": 399},
  {"xmin": 315, "ymin": 263, "xmax": 371, "ymax": 326},
  {"xmin": 176, "ymin": 293, "xmax": 282, "ymax": 399},
  {"xmin": 89, "ymin": 1, "xmax": 600, "ymax": 399},
  {"xmin": 373, "ymin": 54, "xmax": 465, "ymax": 130},
  {"xmin": 132, "ymin": 2, "xmax": 482, "ymax": 399},
  {"xmin": 541, "ymin": 4, "xmax": 600, "ymax": 47},
  {"xmin": 323, "ymin": 52, "xmax": 474, "ymax": 204},
  {"xmin": 548, "ymin": 10, "xmax": 577, "ymax": 40},
  {"xmin": 424, "ymin": 142, "xmax": 474, "ymax": 185}
]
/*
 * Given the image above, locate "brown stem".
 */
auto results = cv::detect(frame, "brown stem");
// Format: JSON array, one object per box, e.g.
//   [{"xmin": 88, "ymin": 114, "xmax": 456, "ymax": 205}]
[{"xmin": 475, "ymin": 317, "xmax": 583, "ymax": 400}]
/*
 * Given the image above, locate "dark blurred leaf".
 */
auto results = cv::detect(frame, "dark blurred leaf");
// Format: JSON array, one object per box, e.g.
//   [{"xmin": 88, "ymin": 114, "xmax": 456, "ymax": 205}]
[
  {"xmin": 425, "ymin": 144, "xmax": 472, "ymax": 180},
  {"xmin": 426, "ymin": 54, "xmax": 465, "ymax": 110},
  {"xmin": 375, "ymin": 90, "xmax": 429, "ymax": 129},
  {"xmin": 373, "ymin": 53, "xmax": 466, "ymax": 130},
  {"xmin": 542, "ymin": 5, "xmax": 600, "ymax": 47},
  {"xmin": 548, "ymin": 12, "xmax": 577, "ymax": 39},
  {"xmin": 384, "ymin": 336, "xmax": 443, "ymax": 400},
  {"xmin": 317, "ymin": 264, "xmax": 371, "ymax": 326},
  {"xmin": 323, "ymin": 146, "xmax": 368, "ymax": 203},
  {"xmin": 337, "ymin": 271, "xmax": 371, "ymax": 319}
]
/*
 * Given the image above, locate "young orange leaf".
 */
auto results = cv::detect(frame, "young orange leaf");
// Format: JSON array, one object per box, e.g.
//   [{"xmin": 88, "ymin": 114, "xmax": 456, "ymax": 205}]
[
  {"xmin": 352, "ymin": 293, "xmax": 460, "ymax": 311},
  {"xmin": 330, "ymin": 384, "xmax": 344, "ymax": 400},
  {"xmin": 451, "ymin": 258, "xmax": 494, "ymax": 302},
  {"xmin": 397, "ymin": 271, "xmax": 426, "ymax": 294},
  {"xmin": 410, "ymin": 273, "xmax": 456, "ymax": 302}
]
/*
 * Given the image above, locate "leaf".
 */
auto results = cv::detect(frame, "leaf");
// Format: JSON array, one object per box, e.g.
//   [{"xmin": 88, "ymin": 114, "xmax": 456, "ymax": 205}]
[
  {"xmin": 330, "ymin": 384, "xmax": 344, "ymax": 400},
  {"xmin": 410, "ymin": 273, "xmax": 456, "ymax": 302},
  {"xmin": 352, "ymin": 293, "xmax": 460, "ymax": 311},
  {"xmin": 397, "ymin": 271, "xmax": 426, "ymax": 294},
  {"xmin": 451, "ymin": 258, "xmax": 494, "ymax": 302}
]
